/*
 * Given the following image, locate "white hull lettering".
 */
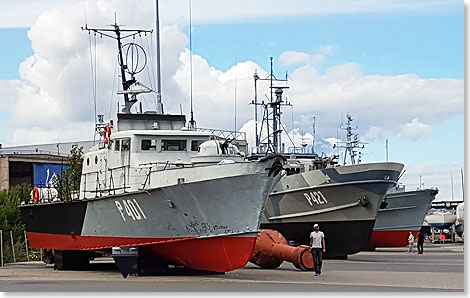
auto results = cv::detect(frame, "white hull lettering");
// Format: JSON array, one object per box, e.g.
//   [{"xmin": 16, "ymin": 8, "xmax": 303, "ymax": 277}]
[
  {"xmin": 115, "ymin": 199, "xmax": 147, "ymax": 221},
  {"xmin": 133, "ymin": 199, "xmax": 147, "ymax": 219},
  {"xmin": 303, "ymin": 191, "xmax": 328, "ymax": 206},
  {"xmin": 114, "ymin": 201, "xmax": 126, "ymax": 221}
]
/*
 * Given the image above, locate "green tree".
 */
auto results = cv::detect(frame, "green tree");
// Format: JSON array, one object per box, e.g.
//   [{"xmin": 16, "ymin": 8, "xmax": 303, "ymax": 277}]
[
  {"xmin": 0, "ymin": 185, "xmax": 38, "ymax": 263},
  {"xmin": 52, "ymin": 145, "xmax": 84, "ymax": 201}
]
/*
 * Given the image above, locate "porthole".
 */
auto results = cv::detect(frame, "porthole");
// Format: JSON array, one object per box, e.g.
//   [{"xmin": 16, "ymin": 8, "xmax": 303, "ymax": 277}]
[{"xmin": 95, "ymin": 156, "xmax": 98, "ymax": 164}]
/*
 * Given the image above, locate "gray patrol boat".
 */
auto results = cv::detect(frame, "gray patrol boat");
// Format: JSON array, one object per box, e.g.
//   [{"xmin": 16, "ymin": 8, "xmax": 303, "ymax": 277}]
[
  {"xmin": 248, "ymin": 62, "xmax": 404, "ymax": 259},
  {"xmin": 367, "ymin": 185, "xmax": 438, "ymax": 248},
  {"xmin": 20, "ymin": 17, "xmax": 284, "ymax": 276}
]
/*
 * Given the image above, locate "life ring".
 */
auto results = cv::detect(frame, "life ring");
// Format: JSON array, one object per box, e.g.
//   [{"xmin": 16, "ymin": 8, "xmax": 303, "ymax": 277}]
[
  {"xmin": 104, "ymin": 125, "xmax": 111, "ymax": 144},
  {"xmin": 32, "ymin": 187, "xmax": 40, "ymax": 203}
]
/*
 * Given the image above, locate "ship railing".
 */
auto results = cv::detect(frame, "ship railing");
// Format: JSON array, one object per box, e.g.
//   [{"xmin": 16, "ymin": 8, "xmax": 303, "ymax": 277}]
[
  {"xmin": 139, "ymin": 161, "xmax": 193, "ymax": 190},
  {"xmin": 81, "ymin": 165, "xmax": 131, "ymax": 198},
  {"xmin": 197, "ymin": 127, "xmax": 246, "ymax": 141},
  {"xmin": 81, "ymin": 162, "xmax": 197, "ymax": 197}
]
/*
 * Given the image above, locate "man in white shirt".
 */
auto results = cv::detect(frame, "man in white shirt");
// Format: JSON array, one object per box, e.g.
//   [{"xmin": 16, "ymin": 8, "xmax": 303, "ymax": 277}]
[
  {"xmin": 310, "ymin": 223, "xmax": 326, "ymax": 276},
  {"xmin": 407, "ymin": 231, "xmax": 415, "ymax": 253}
]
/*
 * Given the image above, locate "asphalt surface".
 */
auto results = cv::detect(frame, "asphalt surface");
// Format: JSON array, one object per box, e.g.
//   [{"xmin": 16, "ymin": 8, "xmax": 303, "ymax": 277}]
[{"xmin": 0, "ymin": 243, "xmax": 464, "ymax": 292}]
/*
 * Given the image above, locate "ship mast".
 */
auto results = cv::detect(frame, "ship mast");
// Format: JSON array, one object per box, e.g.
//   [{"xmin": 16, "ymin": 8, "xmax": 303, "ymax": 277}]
[
  {"xmin": 333, "ymin": 113, "xmax": 366, "ymax": 165},
  {"xmin": 82, "ymin": 21, "xmax": 153, "ymax": 114},
  {"xmin": 251, "ymin": 57, "xmax": 290, "ymax": 154}
]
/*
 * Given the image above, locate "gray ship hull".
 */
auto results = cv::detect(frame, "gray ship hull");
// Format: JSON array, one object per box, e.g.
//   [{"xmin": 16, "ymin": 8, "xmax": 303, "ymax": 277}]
[
  {"xmin": 260, "ymin": 162, "xmax": 404, "ymax": 258},
  {"xmin": 368, "ymin": 188, "xmax": 438, "ymax": 248},
  {"xmin": 21, "ymin": 159, "xmax": 282, "ymax": 272}
]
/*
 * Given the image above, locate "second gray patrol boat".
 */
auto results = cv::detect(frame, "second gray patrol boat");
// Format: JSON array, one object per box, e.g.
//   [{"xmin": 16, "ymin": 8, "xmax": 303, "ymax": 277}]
[
  {"xmin": 367, "ymin": 185, "xmax": 438, "ymax": 248},
  {"xmin": 261, "ymin": 159, "xmax": 404, "ymax": 258},
  {"xmin": 248, "ymin": 63, "xmax": 404, "ymax": 258}
]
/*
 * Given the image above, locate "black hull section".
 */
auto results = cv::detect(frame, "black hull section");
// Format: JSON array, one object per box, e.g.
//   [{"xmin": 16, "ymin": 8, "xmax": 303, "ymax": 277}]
[
  {"xmin": 260, "ymin": 220, "xmax": 375, "ymax": 258},
  {"xmin": 21, "ymin": 201, "xmax": 87, "ymax": 235}
]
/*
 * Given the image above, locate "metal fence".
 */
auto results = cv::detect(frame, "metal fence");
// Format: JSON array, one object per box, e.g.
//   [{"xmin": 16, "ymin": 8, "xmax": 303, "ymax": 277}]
[{"xmin": 0, "ymin": 229, "xmax": 39, "ymax": 266}]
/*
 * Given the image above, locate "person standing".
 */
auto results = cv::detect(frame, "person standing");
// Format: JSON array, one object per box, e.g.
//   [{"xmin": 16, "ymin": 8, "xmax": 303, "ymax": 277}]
[
  {"xmin": 310, "ymin": 224, "xmax": 326, "ymax": 276},
  {"xmin": 407, "ymin": 231, "xmax": 415, "ymax": 253},
  {"xmin": 417, "ymin": 230, "xmax": 425, "ymax": 254}
]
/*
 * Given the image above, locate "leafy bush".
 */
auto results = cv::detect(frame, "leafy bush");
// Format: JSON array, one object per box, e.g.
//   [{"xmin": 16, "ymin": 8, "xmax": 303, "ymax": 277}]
[
  {"xmin": 0, "ymin": 185, "xmax": 34, "ymax": 263},
  {"xmin": 51, "ymin": 145, "xmax": 83, "ymax": 201}
]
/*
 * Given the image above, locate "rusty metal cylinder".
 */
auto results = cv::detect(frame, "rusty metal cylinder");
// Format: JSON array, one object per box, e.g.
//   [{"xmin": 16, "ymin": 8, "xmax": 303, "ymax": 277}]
[
  {"xmin": 249, "ymin": 229, "xmax": 286, "ymax": 269},
  {"xmin": 249, "ymin": 229, "xmax": 314, "ymax": 271},
  {"xmin": 270, "ymin": 244, "xmax": 313, "ymax": 271}
]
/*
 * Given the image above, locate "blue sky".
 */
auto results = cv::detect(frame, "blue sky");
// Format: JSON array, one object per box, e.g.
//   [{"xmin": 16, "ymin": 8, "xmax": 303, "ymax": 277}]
[
  {"xmin": 0, "ymin": 28, "xmax": 32, "ymax": 80},
  {"xmin": 0, "ymin": 0, "xmax": 464, "ymax": 201},
  {"xmin": 191, "ymin": 14, "xmax": 463, "ymax": 79}
]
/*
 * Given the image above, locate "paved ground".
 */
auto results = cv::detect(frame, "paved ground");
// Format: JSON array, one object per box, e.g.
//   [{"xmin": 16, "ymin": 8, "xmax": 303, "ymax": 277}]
[{"xmin": 0, "ymin": 243, "xmax": 464, "ymax": 292}]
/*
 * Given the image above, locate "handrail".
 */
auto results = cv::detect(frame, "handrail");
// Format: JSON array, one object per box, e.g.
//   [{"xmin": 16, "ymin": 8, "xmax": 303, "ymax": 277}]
[{"xmin": 197, "ymin": 127, "xmax": 246, "ymax": 141}]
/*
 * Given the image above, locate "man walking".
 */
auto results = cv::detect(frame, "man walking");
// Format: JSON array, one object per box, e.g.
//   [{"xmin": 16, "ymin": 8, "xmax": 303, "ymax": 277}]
[
  {"xmin": 407, "ymin": 231, "xmax": 414, "ymax": 253},
  {"xmin": 310, "ymin": 224, "xmax": 326, "ymax": 276},
  {"xmin": 417, "ymin": 230, "xmax": 425, "ymax": 254}
]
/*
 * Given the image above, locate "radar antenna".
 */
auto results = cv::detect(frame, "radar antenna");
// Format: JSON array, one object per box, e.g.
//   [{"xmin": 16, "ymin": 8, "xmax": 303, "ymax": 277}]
[{"xmin": 82, "ymin": 20, "xmax": 153, "ymax": 114}]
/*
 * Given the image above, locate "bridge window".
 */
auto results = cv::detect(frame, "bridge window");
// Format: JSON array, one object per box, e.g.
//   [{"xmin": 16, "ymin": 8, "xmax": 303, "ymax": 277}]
[
  {"xmin": 162, "ymin": 140, "xmax": 187, "ymax": 151},
  {"xmin": 191, "ymin": 140, "xmax": 204, "ymax": 151},
  {"xmin": 114, "ymin": 140, "xmax": 120, "ymax": 151},
  {"xmin": 141, "ymin": 139, "xmax": 157, "ymax": 151},
  {"xmin": 122, "ymin": 139, "xmax": 131, "ymax": 150}
]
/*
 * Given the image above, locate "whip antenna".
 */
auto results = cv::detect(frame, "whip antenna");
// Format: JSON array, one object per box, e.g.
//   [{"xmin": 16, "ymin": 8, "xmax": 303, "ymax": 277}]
[
  {"xmin": 188, "ymin": 0, "xmax": 196, "ymax": 129},
  {"xmin": 155, "ymin": 0, "xmax": 164, "ymax": 113}
]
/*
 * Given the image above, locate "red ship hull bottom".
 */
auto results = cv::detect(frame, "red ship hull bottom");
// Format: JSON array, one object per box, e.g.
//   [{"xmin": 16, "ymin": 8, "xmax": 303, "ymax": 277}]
[
  {"xmin": 27, "ymin": 232, "xmax": 256, "ymax": 272},
  {"xmin": 368, "ymin": 230, "xmax": 419, "ymax": 248}
]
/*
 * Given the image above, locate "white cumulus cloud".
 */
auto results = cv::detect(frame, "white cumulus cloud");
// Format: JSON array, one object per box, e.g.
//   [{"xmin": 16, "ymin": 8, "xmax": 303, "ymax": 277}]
[
  {"xmin": 1, "ymin": 1, "xmax": 190, "ymax": 146},
  {"xmin": 279, "ymin": 46, "xmax": 338, "ymax": 67},
  {"xmin": 400, "ymin": 119, "xmax": 432, "ymax": 140}
]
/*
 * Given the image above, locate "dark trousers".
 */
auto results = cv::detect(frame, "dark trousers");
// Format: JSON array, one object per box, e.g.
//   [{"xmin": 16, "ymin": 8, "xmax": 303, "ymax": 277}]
[
  {"xmin": 417, "ymin": 241, "xmax": 424, "ymax": 254},
  {"xmin": 312, "ymin": 248, "xmax": 323, "ymax": 273}
]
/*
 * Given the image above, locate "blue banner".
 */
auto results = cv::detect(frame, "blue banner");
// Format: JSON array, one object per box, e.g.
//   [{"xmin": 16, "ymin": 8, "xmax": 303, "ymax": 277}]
[{"xmin": 33, "ymin": 163, "xmax": 67, "ymax": 187}]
